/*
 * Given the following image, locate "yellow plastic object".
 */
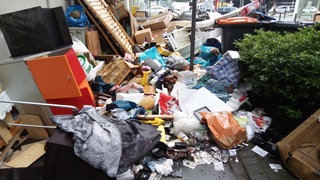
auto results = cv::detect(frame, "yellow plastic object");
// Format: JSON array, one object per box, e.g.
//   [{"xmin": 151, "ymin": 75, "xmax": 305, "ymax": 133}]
[
  {"xmin": 156, "ymin": 45, "xmax": 172, "ymax": 56},
  {"xmin": 141, "ymin": 117, "xmax": 164, "ymax": 126},
  {"xmin": 157, "ymin": 125, "xmax": 167, "ymax": 144},
  {"xmin": 140, "ymin": 70, "xmax": 151, "ymax": 86},
  {"xmin": 131, "ymin": 6, "xmax": 140, "ymax": 15}
]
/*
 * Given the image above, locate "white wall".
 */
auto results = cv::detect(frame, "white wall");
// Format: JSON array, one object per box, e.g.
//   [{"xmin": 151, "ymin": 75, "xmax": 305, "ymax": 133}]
[{"xmin": 0, "ymin": 0, "xmax": 68, "ymax": 15}]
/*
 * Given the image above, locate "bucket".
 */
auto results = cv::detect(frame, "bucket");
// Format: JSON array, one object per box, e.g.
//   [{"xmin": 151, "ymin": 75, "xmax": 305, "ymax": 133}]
[
  {"xmin": 177, "ymin": 71, "xmax": 197, "ymax": 88},
  {"xmin": 77, "ymin": 54, "xmax": 95, "ymax": 81}
]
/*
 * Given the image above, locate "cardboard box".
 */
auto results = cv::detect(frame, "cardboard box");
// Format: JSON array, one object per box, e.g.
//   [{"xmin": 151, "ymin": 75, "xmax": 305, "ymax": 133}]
[
  {"xmin": 112, "ymin": 4, "xmax": 128, "ymax": 20},
  {"xmin": 151, "ymin": 24, "xmax": 176, "ymax": 45},
  {"xmin": 135, "ymin": 11, "xmax": 147, "ymax": 17},
  {"xmin": 277, "ymin": 109, "xmax": 320, "ymax": 180},
  {"xmin": 141, "ymin": 11, "xmax": 173, "ymax": 30},
  {"xmin": 134, "ymin": 28, "xmax": 152, "ymax": 44}
]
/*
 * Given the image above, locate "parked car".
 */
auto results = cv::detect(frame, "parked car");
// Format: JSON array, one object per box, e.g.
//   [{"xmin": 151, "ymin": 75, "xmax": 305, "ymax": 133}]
[
  {"xmin": 147, "ymin": 6, "xmax": 168, "ymax": 16},
  {"xmin": 216, "ymin": 6, "xmax": 238, "ymax": 14},
  {"xmin": 275, "ymin": 5, "xmax": 290, "ymax": 13},
  {"xmin": 302, "ymin": 6, "xmax": 317, "ymax": 13}
]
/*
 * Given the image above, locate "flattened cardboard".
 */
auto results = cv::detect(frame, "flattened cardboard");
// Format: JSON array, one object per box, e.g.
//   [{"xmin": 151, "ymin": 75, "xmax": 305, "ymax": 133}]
[
  {"xmin": 141, "ymin": 11, "xmax": 173, "ymax": 30},
  {"xmin": 134, "ymin": 28, "xmax": 152, "ymax": 44},
  {"xmin": 277, "ymin": 109, "xmax": 320, "ymax": 180}
]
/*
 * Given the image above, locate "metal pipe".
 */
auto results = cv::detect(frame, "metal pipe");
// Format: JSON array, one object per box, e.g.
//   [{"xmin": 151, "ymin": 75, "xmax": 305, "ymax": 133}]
[
  {"xmin": 189, "ymin": 0, "xmax": 197, "ymax": 71},
  {"xmin": 6, "ymin": 123, "xmax": 57, "ymax": 129},
  {"xmin": 0, "ymin": 100, "xmax": 79, "ymax": 115}
]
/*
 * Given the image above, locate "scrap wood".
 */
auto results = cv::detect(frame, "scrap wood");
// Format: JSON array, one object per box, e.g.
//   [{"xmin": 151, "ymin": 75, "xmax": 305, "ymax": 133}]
[
  {"xmin": 0, "ymin": 119, "xmax": 22, "ymax": 149},
  {"xmin": 0, "ymin": 127, "xmax": 26, "ymax": 164},
  {"xmin": 137, "ymin": 114, "xmax": 174, "ymax": 120},
  {"xmin": 19, "ymin": 114, "xmax": 49, "ymax": 140},
  {"xmin": 0, "ymin": 126, "xmax": 12, "ymax": 144},
  {"xmin": 5, "ymin": 140, "xmax": 46, "ymax": 168}
]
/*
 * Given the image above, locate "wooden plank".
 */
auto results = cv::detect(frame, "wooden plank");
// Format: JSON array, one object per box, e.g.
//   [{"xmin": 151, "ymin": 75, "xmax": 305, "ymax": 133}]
[
  {"xmin": 0, "ymin": 128, "xmax": 24, "ymax": 163},
  {"xmin": 0, "ymin": 119, "xmax": 22, "ymax": 149},
  {"xmin": 0, "ymin": 126, "xmax": 12, "ymax": 144},
  {"xmin": 19, "ymin": 115, "xmax": 49, "ymax": 139},
  {"xmin": 5, "ymin": 141, "xmax": 45, "ymax": 168},
  {"xmin": 85, "ymin": 30, "xmax": 102, "ymax": 56}
]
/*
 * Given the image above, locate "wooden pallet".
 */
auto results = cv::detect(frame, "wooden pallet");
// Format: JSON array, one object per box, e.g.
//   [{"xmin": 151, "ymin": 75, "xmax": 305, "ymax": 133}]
[{"xmin": 78, "ymin": 0, "xmax": 134, "ymax": 56}]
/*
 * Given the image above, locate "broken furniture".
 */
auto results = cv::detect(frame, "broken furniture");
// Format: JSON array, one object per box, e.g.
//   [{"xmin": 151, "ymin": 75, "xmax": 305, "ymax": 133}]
[
  {"xmin": 167, "ymin": 27, "xmax": 203, "ymax": 59},
  {"xmin": 26, "ymin": 48, "xmax": 95, "ymax": 115}
]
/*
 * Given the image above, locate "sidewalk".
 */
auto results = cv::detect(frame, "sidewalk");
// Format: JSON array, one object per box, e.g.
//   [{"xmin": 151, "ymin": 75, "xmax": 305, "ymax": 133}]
[{"xmin": 162, "ymin": 142, "xmax": 297, "ymax": 180}]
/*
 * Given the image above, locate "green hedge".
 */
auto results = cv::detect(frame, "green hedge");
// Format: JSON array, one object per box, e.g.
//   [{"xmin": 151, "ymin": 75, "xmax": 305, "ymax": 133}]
[{"xmin": 235, "ymin": 24, "xmax": 320, "ymax": 127}]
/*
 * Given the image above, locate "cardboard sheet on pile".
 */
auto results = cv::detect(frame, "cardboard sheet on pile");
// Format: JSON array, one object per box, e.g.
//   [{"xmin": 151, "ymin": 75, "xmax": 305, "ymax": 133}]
[
  {"xmin": 141, "ymin": 11, "xmax": 173, "ymax": 30},
  {"xmin": 277, "ymin": 109, "xmax": 320, "ymax": 180}
]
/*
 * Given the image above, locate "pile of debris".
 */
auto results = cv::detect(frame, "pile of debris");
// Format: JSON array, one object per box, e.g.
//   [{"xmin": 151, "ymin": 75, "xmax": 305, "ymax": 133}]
[{"xmin": 50, "ymin": 1, "xmax": 290, "ymax": 179}]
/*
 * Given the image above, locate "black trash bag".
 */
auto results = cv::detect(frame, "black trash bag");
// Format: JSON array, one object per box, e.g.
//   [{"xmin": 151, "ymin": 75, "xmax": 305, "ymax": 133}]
[{"xmin": 51, "ymin": 106, "xmax": 161, "ymax": 177}]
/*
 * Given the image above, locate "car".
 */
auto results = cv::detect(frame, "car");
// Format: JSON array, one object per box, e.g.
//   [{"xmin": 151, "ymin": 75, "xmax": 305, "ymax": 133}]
[
  {"xmin": 147, "ymin": 6, "xmax": 168, "ymax": 17},
  {"xmin": 216, "ymin": 7, "xmax": 238, "ymax": 15},
  {"xmin": 275, "ymin": 6, "xmax": 290, "ymax": 13},
  {"xmin": 302, "ymin": 6, "xmax": 317, "ymax": 13}
]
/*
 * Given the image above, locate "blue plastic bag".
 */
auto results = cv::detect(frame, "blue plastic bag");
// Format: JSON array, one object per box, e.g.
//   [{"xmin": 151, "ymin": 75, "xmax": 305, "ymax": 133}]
[
  {"xmin": 138, "ymin": 47, "xmax": 166, "ymax": 67},
  {"xmin": 65, "ymin": 5, "xmax": 91, "ymax": 27},
  {"xmin": 198, "ymin": 45, "xmax": 220, "ymax": 66}
]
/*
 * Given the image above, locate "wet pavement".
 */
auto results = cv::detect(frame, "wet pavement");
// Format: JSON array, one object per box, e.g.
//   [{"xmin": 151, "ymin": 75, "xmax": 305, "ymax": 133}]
[{"xmin": 162, "ymin": 142, "xmax": 297, "ymax": 180}]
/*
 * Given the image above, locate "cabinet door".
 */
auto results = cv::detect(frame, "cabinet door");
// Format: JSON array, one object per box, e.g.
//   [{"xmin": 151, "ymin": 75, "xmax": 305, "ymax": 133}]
[{"xmin": 26, "ymin": 55, "xmax": 82, "ymax": 99}]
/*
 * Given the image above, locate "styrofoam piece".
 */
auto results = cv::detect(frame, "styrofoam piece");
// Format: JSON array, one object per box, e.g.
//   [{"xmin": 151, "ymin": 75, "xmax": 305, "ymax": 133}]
[
  {"xmin": 116, "ymin": 93, "xmax": 145, "ymax": 104},
  {"xmin": 0, "ymin": 91, "xmax": 13, "ymax": 120},
  {"xmin": 178, "ymin": 87, "xmax": 233, "ymax": 115}
]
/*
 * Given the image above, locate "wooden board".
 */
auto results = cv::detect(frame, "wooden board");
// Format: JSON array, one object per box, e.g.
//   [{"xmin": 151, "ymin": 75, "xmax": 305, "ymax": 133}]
[
  {"xmin": 85, "ymin": 30, "xmax": 102, "ymax": 56},
  {"xmin": 0, "ymin": 126, "xmax": 12, "ymax": 144},
  {"xmin": 5, "ymin": 141, "xmax": 45, "ymax": 168},
  {"xmin": 19, "ymin": 115, "xmax": 49, "ymax": 139},
  {"xmin": 0, "ymin": 119, "xmax": 22, "ymax": 149}
]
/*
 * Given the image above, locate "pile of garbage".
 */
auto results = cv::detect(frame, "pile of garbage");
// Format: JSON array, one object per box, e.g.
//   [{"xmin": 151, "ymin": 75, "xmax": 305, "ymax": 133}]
[
  {"xmin": 55, "ymin": 31, "xmax": 280, "ymax": 179},
  {"xmin": 53, "ymin": 1, "xmax": 285, "ymax": 179}
]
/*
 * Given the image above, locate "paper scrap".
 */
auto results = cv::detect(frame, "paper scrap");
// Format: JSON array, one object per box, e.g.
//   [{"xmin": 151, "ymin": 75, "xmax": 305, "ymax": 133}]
[
  {"xmin": 229, "ymin": 149, "xmax": 237, "ymax": 157},
  {"xmin": 269, "ymin": 163, "xmax": 283, "ymax": 172},
  {"xmin": 251, "ymin": 145, "xmax": 268, "ymax": 157},
  {"xmin": 182, "ymin": 159, "xmax": 197, "ymax": 169},
  {"xmin": 213, "ymin": 161, "xmax": 224, "ymax": 171}
]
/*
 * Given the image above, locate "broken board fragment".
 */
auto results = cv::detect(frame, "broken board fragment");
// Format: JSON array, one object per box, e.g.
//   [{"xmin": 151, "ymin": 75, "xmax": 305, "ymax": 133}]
[
  {"xmin": 0, "ymin": 126, "xmax": 13, "ymax": 144},
  {"xmin": 5, "ymin": 141, "xmax": 46, "ymax": 168}
]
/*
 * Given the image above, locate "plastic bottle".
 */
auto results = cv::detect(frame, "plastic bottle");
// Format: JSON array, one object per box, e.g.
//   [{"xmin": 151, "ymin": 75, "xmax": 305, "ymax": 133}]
[{"xmin": 177, "ymin": 132, "xmax": 194, "ymax": 145}]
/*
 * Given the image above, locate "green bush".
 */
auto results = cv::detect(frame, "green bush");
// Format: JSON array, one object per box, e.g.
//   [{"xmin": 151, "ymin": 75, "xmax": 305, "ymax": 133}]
[{"xmin": 235, "ymin": 25, "xmax": 320, "ymax": 126}]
